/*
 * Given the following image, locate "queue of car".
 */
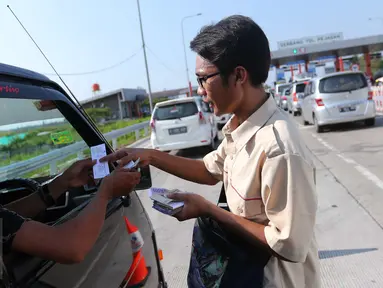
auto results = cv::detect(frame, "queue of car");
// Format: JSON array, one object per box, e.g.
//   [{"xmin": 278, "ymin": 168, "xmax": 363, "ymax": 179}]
[{"xmin": 272, "ymin": 70, "xmax": 377, "ymax": 133}]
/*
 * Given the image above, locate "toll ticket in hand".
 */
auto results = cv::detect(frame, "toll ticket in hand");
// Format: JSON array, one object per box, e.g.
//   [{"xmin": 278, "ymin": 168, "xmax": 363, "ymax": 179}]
[
  {"xmin": 124, "ymin": 158, "xmax": 141, "ymax": 172},
  {"xmin": 91, "ymin": 144, "xmax": 110, "ymax": 179},
  {"xmin": 149, "ymin": 187, "xmax": 184, "ymax": 216}
]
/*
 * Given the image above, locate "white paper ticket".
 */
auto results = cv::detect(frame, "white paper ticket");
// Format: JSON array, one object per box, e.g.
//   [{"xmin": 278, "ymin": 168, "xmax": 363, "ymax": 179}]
[{"xmin": 91, "ymin": 143, "xmax": 110, "ymax": 179}]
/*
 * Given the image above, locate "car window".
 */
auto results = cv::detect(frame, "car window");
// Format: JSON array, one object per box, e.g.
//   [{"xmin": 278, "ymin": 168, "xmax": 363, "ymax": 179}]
[
  {"xmin": 153, "ymin": 102, "xmax": 198, "ymax": 120},
  {"xmin": 284, "ymin": 89, "xmax": 291, "ymax": 96},
  {"xmin": 295, "ymin": 83, "xmax": 307, "ymax": 93},
  {"xmin": 0, "ymin": 98, "xmax": 90, "ymax": 181},
  {"xmin": 196, "ymin": 97, "xmax": 212, "ymax": 113},
  {"xmin": 319, "ymin": 73, "xmax": 367, "ymax": 94},
  {"xmin": 278, "ymin": 84, "xmax": 290, "ymax": 94}
]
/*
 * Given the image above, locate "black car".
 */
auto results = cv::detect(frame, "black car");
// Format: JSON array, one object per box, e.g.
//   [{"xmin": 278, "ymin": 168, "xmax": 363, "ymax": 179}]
[{"xmin": 0, "ymin": 63, "xmax": 167, "ymax": 288}]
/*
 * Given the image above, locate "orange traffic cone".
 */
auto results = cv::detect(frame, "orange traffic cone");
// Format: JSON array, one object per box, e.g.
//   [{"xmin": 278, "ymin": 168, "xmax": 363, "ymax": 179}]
[{"xmin": 119, "ymin": 216, "xmax": 151, "ymax": 288}]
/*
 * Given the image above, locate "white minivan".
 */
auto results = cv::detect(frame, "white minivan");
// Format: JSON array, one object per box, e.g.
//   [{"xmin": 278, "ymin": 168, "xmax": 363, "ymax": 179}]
[
  {"xmin": 150, "ymin": 96, "xmax": 218, "ymax": 151},
  {"xmin": 301, "ymin": 71, "xmax": 376, "ymax": 133}
]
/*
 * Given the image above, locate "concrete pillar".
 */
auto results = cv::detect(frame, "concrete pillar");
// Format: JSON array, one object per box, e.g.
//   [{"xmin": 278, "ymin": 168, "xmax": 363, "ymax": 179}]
[
  {"xmin": 364, "ymin": 52, "xmax": 372, "ymax": 77},
  {"xmin": 335, "ymin": 57, "xmax": 339, "ymax": 72},
  {"xmin": 339, "ymin": 57, "xmax": 344, "ymax": 71}
]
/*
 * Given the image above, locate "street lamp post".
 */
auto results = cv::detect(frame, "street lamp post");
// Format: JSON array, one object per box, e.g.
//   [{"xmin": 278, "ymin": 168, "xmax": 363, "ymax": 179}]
[
  {"xmin": 136, "ymin": 0, "xmax": 154, "ymax": 114},
  {"xmin": 181, "ymin": 13, "xmax": 202, "ymax": 97}
]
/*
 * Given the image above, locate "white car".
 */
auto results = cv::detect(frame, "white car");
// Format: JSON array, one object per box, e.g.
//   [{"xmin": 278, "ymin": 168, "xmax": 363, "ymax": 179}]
[
  {"xmin": 215, "ymin": 113, "xmax": 232, "ymax": 130},
  {"xmin": 301, "ymin": 71, "xmax": 376, "ymax": 133},
  {"xmin": 150, "ymin": 96, "xmax": 218, "ymax": 151}
]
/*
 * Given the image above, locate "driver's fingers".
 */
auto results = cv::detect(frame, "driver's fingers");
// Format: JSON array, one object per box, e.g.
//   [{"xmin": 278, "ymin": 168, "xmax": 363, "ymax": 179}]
[
  {"xmin": 100, "ymin": 149, "xmax": 128, "ymax": 163},
  {"xmin": 116, "ymin": 155, "xmax": 138, "ymax": 168}
]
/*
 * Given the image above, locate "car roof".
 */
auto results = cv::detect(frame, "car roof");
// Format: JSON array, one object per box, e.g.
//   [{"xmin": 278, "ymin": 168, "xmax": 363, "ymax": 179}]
[
  {"xmin": 315, "ymin": 70, "xmax": 364, "ymax": 81},
  {"xmin": 0, "ymin": 62, "xmax": 51, "ymax": 82},
  {"xmin": 292, "ymin": 80, "xmax": 309, "ymax": 86},
  {"xmin": 154, "ymin": 96, "xmax": 201, "ymax": 107}
]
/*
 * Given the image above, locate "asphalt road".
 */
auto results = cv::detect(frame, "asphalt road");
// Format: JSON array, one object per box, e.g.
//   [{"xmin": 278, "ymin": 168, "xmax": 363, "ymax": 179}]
[{"xmin": 136, "ymin": 110, "xmax": 383, "ymax": 287}]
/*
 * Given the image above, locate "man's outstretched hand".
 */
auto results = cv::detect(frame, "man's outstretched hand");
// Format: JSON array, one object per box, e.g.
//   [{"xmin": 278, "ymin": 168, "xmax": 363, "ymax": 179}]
[{"xmin": 100, "ymin": 148, "xmax": 152, "ymax": 168}]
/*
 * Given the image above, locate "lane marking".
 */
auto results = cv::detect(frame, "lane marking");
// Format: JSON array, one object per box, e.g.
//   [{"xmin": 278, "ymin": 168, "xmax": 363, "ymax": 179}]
[
  {"xmin": 310, "ymin": 133, "xmax": 383, "ymax": 191},
  {"xmin": 311, "ymin": 133, "xmax": 336, "ymax": 152},
  {"xmin": 336, "ymin": 153, "xmax": 356, "ymax": 165},
  {"xmin": 354, "ymin": 165, "xmax": 383, "ymax": 190}
]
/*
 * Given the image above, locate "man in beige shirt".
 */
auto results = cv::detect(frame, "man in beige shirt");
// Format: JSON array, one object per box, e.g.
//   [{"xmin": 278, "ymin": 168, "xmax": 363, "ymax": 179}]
[{"xmin": 102, "ymin": 14, "xmax": 320, "ymax": 287}]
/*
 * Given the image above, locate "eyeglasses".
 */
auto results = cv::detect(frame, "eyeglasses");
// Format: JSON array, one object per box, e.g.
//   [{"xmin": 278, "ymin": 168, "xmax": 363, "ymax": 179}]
[{"xmin": 197, "ymin": 72, "xmax": 220, "ymax": 88}]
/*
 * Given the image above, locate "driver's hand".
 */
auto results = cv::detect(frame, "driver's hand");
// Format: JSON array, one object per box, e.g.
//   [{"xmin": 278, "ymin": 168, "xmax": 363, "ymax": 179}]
[
  {"xmin": 61, "ymin": 158, "xmax": 97, "ymax": 189},
  {"xmin": 100, "ymin": 168, "xmax": 141, "ymax": 199}
]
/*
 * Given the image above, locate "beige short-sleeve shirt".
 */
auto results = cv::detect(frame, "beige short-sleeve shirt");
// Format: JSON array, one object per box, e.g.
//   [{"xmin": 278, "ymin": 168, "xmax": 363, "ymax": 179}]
[{"xmin": 203, "ymin": 95, "xmax": 320, "ymax": 288}]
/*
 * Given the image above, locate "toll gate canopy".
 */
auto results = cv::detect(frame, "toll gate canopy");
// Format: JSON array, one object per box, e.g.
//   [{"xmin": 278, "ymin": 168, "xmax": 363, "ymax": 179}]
[{"xmin": 271, "ymin": 34, "xmax": 383, "ymax": 67}]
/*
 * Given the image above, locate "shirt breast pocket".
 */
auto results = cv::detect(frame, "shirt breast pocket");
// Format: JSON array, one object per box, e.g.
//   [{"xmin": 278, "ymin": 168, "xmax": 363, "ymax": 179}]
[{"xmin": 228, "ymin": 161, "xmax": 263, "ymax": 219}]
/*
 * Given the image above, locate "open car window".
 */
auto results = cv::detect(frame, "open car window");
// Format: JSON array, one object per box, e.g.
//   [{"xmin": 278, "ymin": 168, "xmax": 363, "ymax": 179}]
[{"xmin": 0, "ymin": 97, "xmax": 90, "ymax": 182}]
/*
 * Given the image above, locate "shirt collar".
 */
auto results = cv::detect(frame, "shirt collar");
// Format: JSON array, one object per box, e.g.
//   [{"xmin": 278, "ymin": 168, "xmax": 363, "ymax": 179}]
[{"xmin": 222, "ymin": 95, "xmax": 278, "ymax": 152}]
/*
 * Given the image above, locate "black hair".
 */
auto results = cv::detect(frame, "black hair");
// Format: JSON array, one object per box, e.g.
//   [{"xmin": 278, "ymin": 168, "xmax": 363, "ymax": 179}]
[{"xmin": 190, "ymin": 15, "xmax": 270, "ymax": 87}]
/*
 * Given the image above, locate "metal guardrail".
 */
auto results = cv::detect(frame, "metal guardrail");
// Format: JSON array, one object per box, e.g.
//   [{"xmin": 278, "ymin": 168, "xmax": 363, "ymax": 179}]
[{"xmin": 0, "ymin": 121, "xmax": 150, "ymax": 181}]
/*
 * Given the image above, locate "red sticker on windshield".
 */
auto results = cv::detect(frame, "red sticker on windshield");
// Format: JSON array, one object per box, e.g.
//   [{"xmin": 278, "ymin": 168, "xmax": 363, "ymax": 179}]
[{"xmin": 0, "ymin": 85, "xmax": 20, "ymax": 94}]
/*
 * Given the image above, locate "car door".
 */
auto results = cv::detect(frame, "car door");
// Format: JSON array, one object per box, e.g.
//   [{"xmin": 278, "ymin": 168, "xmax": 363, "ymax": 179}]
[
  {"xmin": 199, "ymin": 99, "xmax": 217, "ymax": 139},
  {"xmin": 307, "ymin": 81, "xmax": 317, "ymax": 124},
  {"xmin": 284, "ymin": 87, "xmax": 292, "ymax": 110},
  {"xmin": 302, "ymin": 82, "xmax": 311, "ymax": 122},
  {"xmin": 0, "ymin": 68, "xmax": 165, "ymax": 288}
]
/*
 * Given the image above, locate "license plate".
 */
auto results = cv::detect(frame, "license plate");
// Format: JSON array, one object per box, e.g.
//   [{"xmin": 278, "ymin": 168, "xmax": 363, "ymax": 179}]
[
  {"xmin": 168, "ymin": 126, "xmax": 187, "ymax": 135},
  {"xmin": 339, "ymin": 106, "xmax": 356, "ymax": 112}
]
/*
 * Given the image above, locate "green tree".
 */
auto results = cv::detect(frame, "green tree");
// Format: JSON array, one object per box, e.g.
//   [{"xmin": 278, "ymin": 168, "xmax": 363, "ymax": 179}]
[
  {"xmin": 351, "ymin": 55, "xmax": 359, "ymax": 65},
  {"xmin": 85, "ymin": 107, "xmax": 112, "ymax": 123}
]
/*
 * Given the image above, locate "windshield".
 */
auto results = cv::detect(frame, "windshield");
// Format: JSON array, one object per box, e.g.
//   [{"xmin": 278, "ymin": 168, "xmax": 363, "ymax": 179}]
[
  {"xmin": 0, "ymin": 97, "xmax": 89, "ymax": 181},
  {"xmin": 153, "ymin": 102, "xmax": 198, "ymax": 120},
  {"xmin": 277, "ymin": 84, "xmax": 290, "ymax": 94},
  {"xmin": 296, "ymin": 83, "xmax": 307, "ymax": 93},
  {"xmin": 319, "ymin": 73, "xmax": 367, "ymax": 94}
]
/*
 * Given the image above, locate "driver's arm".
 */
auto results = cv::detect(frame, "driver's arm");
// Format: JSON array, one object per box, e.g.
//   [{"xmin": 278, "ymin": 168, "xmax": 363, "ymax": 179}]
[{"xmin": 11, "ymin": 182, "xmax": 111, "ymax": 264}]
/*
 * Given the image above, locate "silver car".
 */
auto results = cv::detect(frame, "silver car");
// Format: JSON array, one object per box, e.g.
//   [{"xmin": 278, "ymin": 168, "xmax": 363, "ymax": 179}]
[
  {"xmin": 287, "ymin": 81, "xmax": 308, "ymax": 116},
  {"xmin": 274, "ymin": 83, "xmax": 291, "ymax": 107},
  {"xmin": 301, "ymin": 71, "xmax": 376, "ymax": 133},
  {"xmin": 280, "ymin": 88, "xmax": 290, "ymax": 111}
]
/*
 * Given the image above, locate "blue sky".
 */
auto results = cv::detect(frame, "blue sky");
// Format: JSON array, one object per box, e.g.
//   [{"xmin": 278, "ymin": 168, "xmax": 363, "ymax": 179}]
[{"xmin": 1, "ymin": 0, "xmax": 382, "ymax": 101}]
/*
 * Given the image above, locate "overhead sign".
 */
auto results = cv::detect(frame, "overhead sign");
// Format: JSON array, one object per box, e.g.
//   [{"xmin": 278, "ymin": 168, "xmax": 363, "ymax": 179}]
[{"xmin": 277, "ymin": 32, "xmax": 344, "ymax": 50}]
